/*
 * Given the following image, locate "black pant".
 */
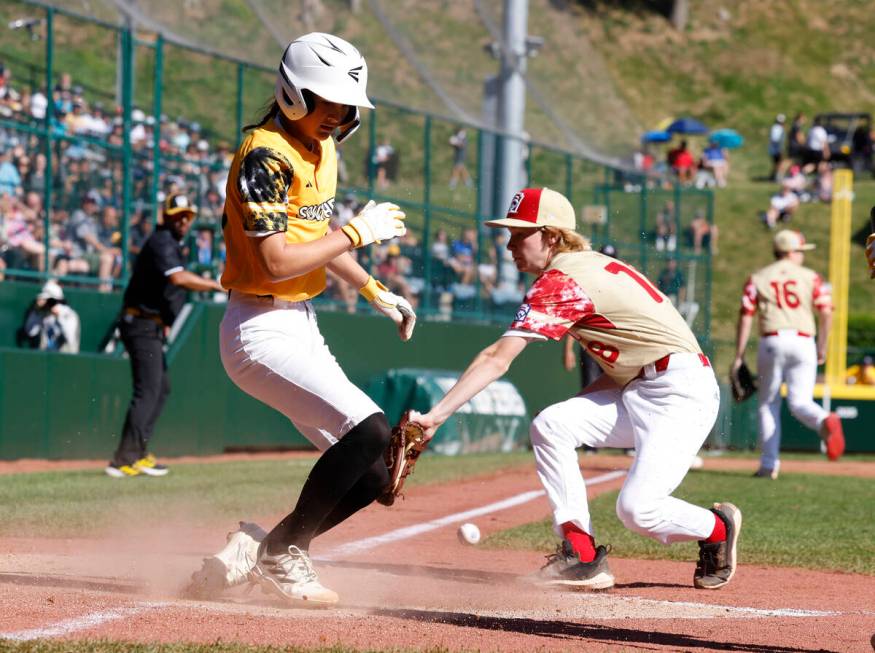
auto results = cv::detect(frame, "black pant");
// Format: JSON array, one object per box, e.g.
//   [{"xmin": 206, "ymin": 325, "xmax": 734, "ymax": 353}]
[{"xmin": 112, "ymin": 316, "xmax": 170, "ymax": 466}]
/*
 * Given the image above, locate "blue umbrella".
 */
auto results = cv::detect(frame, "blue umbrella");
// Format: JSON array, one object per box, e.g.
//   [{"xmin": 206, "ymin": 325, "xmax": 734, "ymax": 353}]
[
  {"xmin": 666, "ymin": 117, "xmax": 709, "ymax": 135},
  {"xmin": 709, "ymin": 128, "xmax": 744, "ymax": 149},
  {"xmin": 641, "ymin": 130, "xmax": 672, "ymax": 143}
]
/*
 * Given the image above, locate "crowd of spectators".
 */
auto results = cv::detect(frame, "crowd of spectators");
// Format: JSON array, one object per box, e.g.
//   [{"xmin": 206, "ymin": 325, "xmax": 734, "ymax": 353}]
[
  {"xmin": 666, "ymin": 139, "xmax": 731, "ymax": 189},
  {"xmin": 323, "ymin": 193, "xmax": 527, "ymax": 317},
  {"xmin": 760, "ymin": 112, "xmax": 835, "ymax": 229},
  {"xmin": 0, "ymin": 62, "xmax": 232, "ymax": 293},
  {"xmin": 1, "ymin": 59, "xmax": 713, "ymax": 328}
]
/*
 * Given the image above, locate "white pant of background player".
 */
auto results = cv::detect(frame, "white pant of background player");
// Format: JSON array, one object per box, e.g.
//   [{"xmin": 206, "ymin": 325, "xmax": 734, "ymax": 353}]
[
  {"xmin": 531, "ymin": 353, "xmax": 720, "ymax": 544},
  {"xmin": 756, "ymin": 330, "xmax": 827, "ymax": 474},
  {"xmin": 219, "ymin": 292, "xmax": 380, "ymax": 450}
]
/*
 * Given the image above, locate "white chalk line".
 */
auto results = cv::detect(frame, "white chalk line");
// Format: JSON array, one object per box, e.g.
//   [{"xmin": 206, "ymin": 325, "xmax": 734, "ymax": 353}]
[
  {"xmin": 612, "ymin": 596, "xmax": 840, "ymax": 619},
  {"xmin": 1, "ymin": 601, "xmax": 171, "ymax": 641},
  {"xmin": 319, "ymin": 470, "xmax": 627, "ymax": 560}
]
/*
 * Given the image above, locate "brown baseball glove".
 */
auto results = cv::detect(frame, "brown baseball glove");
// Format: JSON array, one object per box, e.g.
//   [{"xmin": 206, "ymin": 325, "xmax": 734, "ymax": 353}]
[
  {"xmin": 377, "ymin": 410, "xmax": 428, "ymax": 506},
  {"xmin": 729, "ymin": 360, "xmax": 757, "ymax": 403}
]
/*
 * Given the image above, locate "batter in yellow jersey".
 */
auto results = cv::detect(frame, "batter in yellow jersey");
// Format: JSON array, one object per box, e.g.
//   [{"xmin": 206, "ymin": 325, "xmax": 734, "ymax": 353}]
[{"xmin": 205, "ymin": 32, "xmax": 415, "ymax": 608}]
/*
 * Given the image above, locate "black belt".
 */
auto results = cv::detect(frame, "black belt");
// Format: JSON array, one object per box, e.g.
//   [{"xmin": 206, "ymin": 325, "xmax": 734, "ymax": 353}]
[{"xmin": 124, "ymin": 307, "xmax": 164, "ymax": 326}]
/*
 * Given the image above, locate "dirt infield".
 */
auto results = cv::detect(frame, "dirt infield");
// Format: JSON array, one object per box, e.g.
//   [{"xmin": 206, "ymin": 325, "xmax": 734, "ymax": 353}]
[{"xmin": 1, "ymin": 456, "xmax": 874, "ymax": 651}]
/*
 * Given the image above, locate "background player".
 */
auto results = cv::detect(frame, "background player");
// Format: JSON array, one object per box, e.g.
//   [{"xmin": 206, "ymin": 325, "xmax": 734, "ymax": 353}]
[
  {"xmin": 412, "ymin": 187, "xmax": 740, "ymax": 591},
  {"xmin": 733, "ymin": 229, "xmax": 844, "ymax": 480},
  {"xmin": 195, "ymin": 33, "xmax": 415, "ymax": 606},
  {"xmin": 106, "ymin": 193, "xmax": 224, "ymax": 478}
]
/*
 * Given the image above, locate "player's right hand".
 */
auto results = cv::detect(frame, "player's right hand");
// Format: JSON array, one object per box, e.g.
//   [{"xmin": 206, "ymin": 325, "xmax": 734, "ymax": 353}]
[
  {"xmin": 341, "ymin": 200, "xmax": 406, "ymax": 248},
  {"xmin": 408, "ymin": 410, "xmax": 437, "ymax": 442}
]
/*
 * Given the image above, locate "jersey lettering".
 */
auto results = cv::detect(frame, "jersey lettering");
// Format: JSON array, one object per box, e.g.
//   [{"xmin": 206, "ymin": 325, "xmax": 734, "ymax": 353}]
[
  {"xmin": 605, "ymin": 261, "xmax": 663, "ymax": 303},
  {"xmin": 769, "ymin": 279, "xmax": 801, "ymax": 309},
  {"xmin": 586, "ymin": 339, "xmax": 620, "ymax": 366},
  {"xmin": 297, "ymin": 198, "xmax": 336, "ymax": 222}
]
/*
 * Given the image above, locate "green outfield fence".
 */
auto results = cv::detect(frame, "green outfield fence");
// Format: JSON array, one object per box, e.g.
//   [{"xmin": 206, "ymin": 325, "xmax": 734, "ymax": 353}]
[{"xmin": 0, "ymin": 0, "xmax": 714, "ymax": 331}]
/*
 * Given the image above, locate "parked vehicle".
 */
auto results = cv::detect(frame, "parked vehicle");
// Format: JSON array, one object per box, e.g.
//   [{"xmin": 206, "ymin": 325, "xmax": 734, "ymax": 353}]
[{"xmin": 814, "ymin": 112, "xmax": 873, "ymax": 174}]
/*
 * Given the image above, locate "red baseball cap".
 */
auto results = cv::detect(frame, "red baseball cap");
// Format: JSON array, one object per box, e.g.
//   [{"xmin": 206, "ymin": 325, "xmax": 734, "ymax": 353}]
[{"xmin": 485, "ymin": 187, "xmax": 577, "ymax": 230}]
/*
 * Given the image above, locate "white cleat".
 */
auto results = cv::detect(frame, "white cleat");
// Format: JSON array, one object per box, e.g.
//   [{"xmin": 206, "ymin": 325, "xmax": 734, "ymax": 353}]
[
  {"xmin": 252, "ymin": 544, "xmax": 339, "ymax": 606},
  {"xmin": 186, "ymin": 522, "xmax": 267, "ymax": 599}
]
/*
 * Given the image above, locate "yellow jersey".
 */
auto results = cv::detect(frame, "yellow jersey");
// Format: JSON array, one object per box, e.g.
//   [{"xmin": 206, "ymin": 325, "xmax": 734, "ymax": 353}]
[{"xmin": 221, "ymin": 119, "xmax": 338, "ymax": 301}]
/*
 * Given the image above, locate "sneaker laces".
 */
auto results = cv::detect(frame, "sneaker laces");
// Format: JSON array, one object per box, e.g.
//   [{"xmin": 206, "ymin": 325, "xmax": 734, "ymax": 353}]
[
  {"xmin": 541, "ymin": 542, "xmax": 611, "ymax": 569},
  {"xmin": 697, "ymin": 541, "xmax": 719, "ymax": 574},
  {"xmin": 268, "ymin": 546, "xmax": 318, "ymax": 584}
]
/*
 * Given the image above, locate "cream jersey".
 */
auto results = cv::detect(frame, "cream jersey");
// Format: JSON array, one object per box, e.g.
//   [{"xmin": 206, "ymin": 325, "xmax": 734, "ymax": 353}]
[
  {"xmin": 740, "ymin": 258, "xmax": 832, "ymax": 335},
  {"xmin": 509, "ymin": 251, "xmax": 702, "ymax": 385},
  {"xmin": 221, "ymin": 119, "xmax": 337, "ymax": 301}
]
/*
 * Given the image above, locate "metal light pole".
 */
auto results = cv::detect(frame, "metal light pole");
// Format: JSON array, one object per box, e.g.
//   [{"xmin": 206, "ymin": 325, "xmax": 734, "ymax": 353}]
[{"xmin": 482, "ymin": 0, "xmax": 542, "ymax": 218}]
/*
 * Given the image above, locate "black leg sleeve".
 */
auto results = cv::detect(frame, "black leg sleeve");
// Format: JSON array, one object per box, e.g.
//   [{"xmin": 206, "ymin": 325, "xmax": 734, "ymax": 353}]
[
  {"xmin": 264, "ymin": 412, "xmax": 391, "ymax": 553},
  {"xmin": 314, "ymin": 458, "xmax": 390, "ymax": 538}
]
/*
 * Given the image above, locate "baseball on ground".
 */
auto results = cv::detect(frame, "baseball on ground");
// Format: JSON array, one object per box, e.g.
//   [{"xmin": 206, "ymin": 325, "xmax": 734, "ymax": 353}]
[{"xmin": 457, "ymin": 522, "xmax": 480, "ymax": 545}]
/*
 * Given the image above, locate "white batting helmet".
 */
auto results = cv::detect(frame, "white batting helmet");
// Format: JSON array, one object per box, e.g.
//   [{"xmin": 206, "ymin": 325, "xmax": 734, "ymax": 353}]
[{"xmin": 275, "ymin": 32, "xmax": 374, "ymax": 142}]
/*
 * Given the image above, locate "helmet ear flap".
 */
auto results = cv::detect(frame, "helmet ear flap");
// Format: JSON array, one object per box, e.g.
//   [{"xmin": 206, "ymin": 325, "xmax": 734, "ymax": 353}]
[
  {"xmin": 274, "ymin": 75, "xmax": 308, "ymax": 121},
  {"xmin": 335, "ymin": 106, "xmax": 361, "ymax": 144},
  {"xmin": 301, "ymin": 89, "xmax": 316, "ymax": 115}
]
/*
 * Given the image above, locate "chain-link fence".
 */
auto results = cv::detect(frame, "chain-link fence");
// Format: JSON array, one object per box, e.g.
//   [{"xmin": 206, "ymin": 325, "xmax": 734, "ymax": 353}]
[{"xmin": 0, "ymin": 0, "xmax": 714, "ymax": 336}]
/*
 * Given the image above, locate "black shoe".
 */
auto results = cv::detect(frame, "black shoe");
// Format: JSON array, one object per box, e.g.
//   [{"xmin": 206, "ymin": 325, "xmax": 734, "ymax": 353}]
[
  {"xmin": 694, "ymin": 502, "xmax": 742, "ymax": 589},
  {"xmin": 535, "ymin": 540, "xmax": 614, "ymax": 589}
]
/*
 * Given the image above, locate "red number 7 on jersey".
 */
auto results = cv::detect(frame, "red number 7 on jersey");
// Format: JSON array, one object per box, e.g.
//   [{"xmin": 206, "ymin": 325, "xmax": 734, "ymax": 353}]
[{"xmin": 604, "ymin": 261, "xmax": 664, "ymax": 303}]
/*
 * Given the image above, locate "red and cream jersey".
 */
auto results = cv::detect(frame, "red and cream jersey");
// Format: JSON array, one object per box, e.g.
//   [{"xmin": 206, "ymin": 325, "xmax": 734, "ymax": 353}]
[
  {"xmin": 740, "ymin": 259, "xmax": 832, "ymax": 335},
  {"xmin": 508, "ymin": 251, "xmax": 702, "ymax": 385}
]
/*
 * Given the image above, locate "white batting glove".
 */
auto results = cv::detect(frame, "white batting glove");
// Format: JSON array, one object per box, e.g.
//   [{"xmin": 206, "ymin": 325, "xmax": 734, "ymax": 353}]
[
  {"xmin": 341, "ymin": 200, "xmax": 406, "ymax": 248},
  {"xmin": 359, "ymin": 276, "xmax": 417, "ymax": 341}
]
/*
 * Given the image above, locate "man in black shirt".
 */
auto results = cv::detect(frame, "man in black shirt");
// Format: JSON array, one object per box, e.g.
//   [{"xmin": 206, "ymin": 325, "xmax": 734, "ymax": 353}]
[{"xmin": 106, "ymin": 193, "xmax": 225, "ymax": 478}]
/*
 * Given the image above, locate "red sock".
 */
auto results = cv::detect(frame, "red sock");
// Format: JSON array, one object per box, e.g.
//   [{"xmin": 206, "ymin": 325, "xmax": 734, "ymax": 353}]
[
  {"xmin": 561, "ymin": 522, "xmax": 596, "ymax": 562},
  {"xmin": 705, "ymin": 512, "xmax": 726, "ymax": 543}
]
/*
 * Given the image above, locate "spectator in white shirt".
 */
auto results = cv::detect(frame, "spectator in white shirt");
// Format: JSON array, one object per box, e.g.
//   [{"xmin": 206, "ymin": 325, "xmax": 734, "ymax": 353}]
[{"xmin": 803, "ymin": 117, "xmax": 829, "ymax": 172}]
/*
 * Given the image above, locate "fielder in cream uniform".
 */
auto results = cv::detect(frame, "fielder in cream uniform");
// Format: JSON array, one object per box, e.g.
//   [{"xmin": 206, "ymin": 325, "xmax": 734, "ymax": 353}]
[
  {"xmin": 733, "ymin": 229, "xmax": 844, "ymax": 480},
  {"xmin": 412, "ymin": 187, "xmax": 740, "ymax": 591}
]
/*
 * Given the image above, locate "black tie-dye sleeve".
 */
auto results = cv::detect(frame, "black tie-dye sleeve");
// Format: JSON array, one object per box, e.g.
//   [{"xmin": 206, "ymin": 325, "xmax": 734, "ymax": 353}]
[{"xmin": 236, "ymin": 146, "xmax": 293, "ymax": 234}]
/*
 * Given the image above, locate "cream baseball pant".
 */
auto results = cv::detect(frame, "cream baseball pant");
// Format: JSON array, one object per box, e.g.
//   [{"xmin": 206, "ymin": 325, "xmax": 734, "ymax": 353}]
[
  {"xmin": 756, "ymin": 330, "xmax": 827, "ymax": 472},
  {"xmin": 219, "ymin": 292, "xmax": 381, "ymax": 451},
  {"xmin": 530, "ymin": 353, "xmax": 720, "ymax": 545}
]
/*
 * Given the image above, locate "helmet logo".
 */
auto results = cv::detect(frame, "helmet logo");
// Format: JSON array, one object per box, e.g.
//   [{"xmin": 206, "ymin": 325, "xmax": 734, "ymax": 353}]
[{"xmin": 348, "ymin": 66, "xmax": 362, "ymax": 82}]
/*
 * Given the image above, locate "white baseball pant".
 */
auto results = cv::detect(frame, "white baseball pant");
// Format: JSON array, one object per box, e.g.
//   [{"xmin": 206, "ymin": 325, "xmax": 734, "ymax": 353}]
[
  {"xmin": 530, "ymin": 353, "xmax": 720, "ymax": 545},
  {"xmin": 219, "ymin": 292, "xmax": 381, "ymax": 451},
  {"xmin": 756, "ymin": 330, "xmax": 827, "ymax": 472}
]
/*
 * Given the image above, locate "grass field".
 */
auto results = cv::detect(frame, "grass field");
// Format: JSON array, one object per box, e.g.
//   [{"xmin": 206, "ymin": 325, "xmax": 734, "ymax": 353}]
[
  {"xmin": 2, "ymin": 451, "xmax": 872, "ymax": 576},
  {"xmin": 0, "ymin": 452, "xmax": 536, "ymax": 538}
]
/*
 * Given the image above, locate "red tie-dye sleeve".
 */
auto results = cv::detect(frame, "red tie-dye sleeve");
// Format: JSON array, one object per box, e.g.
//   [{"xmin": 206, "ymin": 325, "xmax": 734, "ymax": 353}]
[
  {"xmin": 740, "ymin": 276, "xmax": 757, "ymax": 316},
  {"xmin": 812, "ymin": 274, "xmax": 833, "ymax": 312},
  {"xmin": 509, "ymin": 269, "xmax": 595, "ymax": 340}
]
